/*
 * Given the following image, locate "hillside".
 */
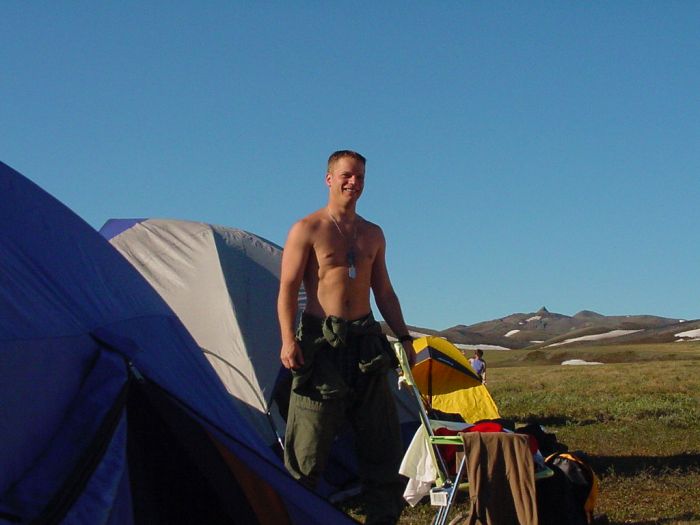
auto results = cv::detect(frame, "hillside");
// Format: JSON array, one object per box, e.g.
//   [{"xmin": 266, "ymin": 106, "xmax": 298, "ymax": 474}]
[{"xmin": 393, "ymin": 307, "xmax": 700, "ymax": 350}]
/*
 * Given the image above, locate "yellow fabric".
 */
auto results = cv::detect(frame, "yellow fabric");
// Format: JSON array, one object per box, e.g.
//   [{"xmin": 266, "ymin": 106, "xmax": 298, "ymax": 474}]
[{"xmin": 410, "ymin": 337, "xmax": 500, "ymax": 423}]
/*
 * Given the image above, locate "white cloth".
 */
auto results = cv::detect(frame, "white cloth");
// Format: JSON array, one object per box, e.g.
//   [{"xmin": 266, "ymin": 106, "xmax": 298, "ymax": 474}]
[{"xmin": 399, "ymin": 420, "xmax": 472, "ymax": 506}]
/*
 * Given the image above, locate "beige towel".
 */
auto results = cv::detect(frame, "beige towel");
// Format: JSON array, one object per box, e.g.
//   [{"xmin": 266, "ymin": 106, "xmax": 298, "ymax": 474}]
[{"xmin": 459, "ymin": 432, "xmax": 538, "ymax": 525}]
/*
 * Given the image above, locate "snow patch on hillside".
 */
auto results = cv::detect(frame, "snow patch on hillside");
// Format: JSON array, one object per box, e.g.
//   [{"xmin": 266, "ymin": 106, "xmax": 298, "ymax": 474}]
[
  {"xmin": 455, "ymin": 343, "xmax": 510, "ymax": 351},
  {"xmin": 547, "ymin": 329, "xmax": 641, "ymax": 347},
  {"xmin": 675, "ymin": 328, "xmax": 700, "ymax": 342},
  {"xmin": 505, "ymin": 329, "xmax": 520, "ymax": 337},
  {"xmin": 526, "ymin": 315, "xmax": 542, "ymax": 322},
  {"xmin": 562, "ymin": 359, "xmax": 604, "ymax": 366}
]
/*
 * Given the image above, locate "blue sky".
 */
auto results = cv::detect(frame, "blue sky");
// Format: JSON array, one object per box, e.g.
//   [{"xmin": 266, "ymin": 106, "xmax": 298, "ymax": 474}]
[{"xmin": 3, "ymin": 2, "xmax": 699, "ymax": 329}]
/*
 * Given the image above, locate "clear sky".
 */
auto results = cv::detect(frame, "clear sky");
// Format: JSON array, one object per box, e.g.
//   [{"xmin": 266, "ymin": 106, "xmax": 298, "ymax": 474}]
[{"xmin": 3, "ymin": 3, "xmax": 699, "ymax": 330}]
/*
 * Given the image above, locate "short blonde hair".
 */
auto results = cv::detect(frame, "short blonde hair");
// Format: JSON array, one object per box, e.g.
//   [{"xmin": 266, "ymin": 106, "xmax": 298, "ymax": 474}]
[{"xmin": 327, "ymin": 150, "xmax": 366, "ymax": 171}]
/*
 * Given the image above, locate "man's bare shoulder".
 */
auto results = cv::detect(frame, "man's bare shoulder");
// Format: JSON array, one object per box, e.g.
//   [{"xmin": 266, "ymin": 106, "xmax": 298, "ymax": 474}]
[
  {"xmin": 287, "ymin": 209, "xmax": 326, "ymax": 240},
  {"xmin": 357, "ymin": 216, "xmax": 385, "ymax": 241},
  {"xmin": 294, "ymin": 208, "xmax": 327, "ymax": 229}
]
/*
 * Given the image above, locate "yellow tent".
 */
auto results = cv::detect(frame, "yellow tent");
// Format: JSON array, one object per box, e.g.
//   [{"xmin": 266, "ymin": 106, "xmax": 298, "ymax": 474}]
[{"xmin": 411, "ymin": 336, "xmax": 500, "ymax": 423}]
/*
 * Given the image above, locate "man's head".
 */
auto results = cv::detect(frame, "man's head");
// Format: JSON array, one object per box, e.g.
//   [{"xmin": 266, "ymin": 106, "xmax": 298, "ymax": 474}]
[
  {"xmin": 474, "ymin": 349, "xmax": 484, "ymax": 359},
  {"xmin": 326, "ymin": 150, "xmax": 366, "ymax": 205},
  {"xmin": 327, "ymin": 150, "xmax": 366, "ymax": 172}
]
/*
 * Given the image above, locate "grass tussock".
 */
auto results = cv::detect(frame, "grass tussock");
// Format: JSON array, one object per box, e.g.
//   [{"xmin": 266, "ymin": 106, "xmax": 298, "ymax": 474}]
[{"xmin": 493, "ymin": 361, "xmax": 700, "ymax": 434}]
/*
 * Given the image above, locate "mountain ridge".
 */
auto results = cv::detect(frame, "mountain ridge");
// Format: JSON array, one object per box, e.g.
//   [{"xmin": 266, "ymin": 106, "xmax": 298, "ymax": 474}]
[{"xmin": 393, "ymin": 307, "xmax": 700, "ymax": 350}]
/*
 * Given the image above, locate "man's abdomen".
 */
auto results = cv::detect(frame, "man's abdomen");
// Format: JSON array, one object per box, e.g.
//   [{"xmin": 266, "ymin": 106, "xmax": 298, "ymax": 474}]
[{"xmin": 311, "ymin": 269, "xmax": 372, "ymax": 320}]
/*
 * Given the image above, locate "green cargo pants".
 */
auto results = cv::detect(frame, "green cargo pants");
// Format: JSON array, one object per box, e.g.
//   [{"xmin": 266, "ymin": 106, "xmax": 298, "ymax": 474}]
[{"xmin": 284, "ymin": 312, "xmax": 404, "ymax": 525}]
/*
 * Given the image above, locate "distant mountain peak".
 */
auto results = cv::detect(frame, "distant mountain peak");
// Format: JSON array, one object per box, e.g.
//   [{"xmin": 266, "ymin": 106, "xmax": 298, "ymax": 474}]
[
  {"xmin": 574, "ymin": 310, "xmax": 604, "ymax": 318},
  {"xmin": 537, "ymin": 306, "xmax": 549, "ymax": 314}
]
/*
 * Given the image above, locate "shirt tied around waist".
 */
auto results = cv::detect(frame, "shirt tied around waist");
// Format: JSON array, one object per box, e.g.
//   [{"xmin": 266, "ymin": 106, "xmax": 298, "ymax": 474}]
[{"xmin": 291, "ymin": 312, "xmax": 398, "ymax": 399}]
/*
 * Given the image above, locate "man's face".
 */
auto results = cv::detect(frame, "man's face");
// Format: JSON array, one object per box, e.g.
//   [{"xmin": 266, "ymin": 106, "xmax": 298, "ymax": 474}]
[{"xmin": 326, "ymin": 156, "xmax": 365, "ymax": 202}]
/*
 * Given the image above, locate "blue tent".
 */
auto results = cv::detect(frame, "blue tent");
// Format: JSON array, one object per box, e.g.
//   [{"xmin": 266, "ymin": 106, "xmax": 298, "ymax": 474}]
[{"xmin": 0, "ymin": 160, "xmax": 357, "ymax": 525}]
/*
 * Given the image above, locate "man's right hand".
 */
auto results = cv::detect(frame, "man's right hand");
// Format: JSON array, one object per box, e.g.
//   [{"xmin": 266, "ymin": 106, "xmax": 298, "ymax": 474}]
[{"xmin": 280, "ymin": 340, "xmax": 304, "ymax": 370}]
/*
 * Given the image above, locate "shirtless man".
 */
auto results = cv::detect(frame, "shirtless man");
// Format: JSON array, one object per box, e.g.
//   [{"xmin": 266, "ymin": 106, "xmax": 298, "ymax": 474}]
[{"xmin": 278, "ymin": 150, "xmax": 414, "ymax": 525}]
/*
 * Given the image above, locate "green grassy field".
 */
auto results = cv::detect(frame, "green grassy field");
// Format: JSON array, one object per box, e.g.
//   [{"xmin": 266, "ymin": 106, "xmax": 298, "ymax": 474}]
[{"xmin": 342, "ymin": 342, "xmax": 700, "ymax": 524}]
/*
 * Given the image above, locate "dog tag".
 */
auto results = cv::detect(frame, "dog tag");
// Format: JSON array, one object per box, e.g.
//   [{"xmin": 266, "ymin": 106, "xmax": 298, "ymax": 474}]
[{"xmin": 347, "ymin": 251, "xmax": 357, "ymax": 279}]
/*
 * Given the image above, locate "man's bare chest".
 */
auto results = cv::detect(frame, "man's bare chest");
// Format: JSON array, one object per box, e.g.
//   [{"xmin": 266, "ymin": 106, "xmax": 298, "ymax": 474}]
[{"xmin": 311, "ymin": 232, "xmax": 376, "ymax": 273}]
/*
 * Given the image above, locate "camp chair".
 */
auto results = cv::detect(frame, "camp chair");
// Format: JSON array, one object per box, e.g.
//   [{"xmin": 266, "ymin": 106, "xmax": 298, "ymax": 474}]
[{"xmin": 393, "ymin": 342, "xmax": 553, "ymax": 525}]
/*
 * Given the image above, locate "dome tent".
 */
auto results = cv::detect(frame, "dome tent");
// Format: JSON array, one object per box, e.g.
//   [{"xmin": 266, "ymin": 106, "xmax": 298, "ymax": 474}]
[
  {"xmin": 0, "ymin": 161, "xmax": 356, "ymax": 525},
  {"xmin": 100, "ymin": 217, "xmax": 420, "ymax": 500}
]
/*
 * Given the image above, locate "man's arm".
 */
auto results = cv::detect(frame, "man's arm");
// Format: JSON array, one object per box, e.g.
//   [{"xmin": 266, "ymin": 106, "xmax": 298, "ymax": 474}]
[
  {"xmin": 278, "ymin": 220, "xmax": 310, "ymax": 369},
  {"xmin": 370, "ymin": 229, "xmax": 415, "ymax": 366}
]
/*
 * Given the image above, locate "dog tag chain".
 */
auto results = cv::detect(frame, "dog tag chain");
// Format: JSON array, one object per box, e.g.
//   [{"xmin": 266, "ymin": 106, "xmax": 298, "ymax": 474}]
[{"xmin": 328, "ymin": 210, "xmax": 358, "ymax": 279}]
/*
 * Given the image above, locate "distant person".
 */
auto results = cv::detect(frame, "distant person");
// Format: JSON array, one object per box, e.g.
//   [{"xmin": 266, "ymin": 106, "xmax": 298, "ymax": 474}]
[
  {"xmin": 277, "ymin": 150, "xmax": 415, "ymax": 525},
  {"xmin": 470, "ymin": 349, "xmax": 487, "ymax": 384}
]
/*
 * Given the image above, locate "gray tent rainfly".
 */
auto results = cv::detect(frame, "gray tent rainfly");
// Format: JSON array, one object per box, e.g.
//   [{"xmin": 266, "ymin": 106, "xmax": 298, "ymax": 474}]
[{"xmin": 100, "ymin": 218, "xmax": 419, "ymax": 499}]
